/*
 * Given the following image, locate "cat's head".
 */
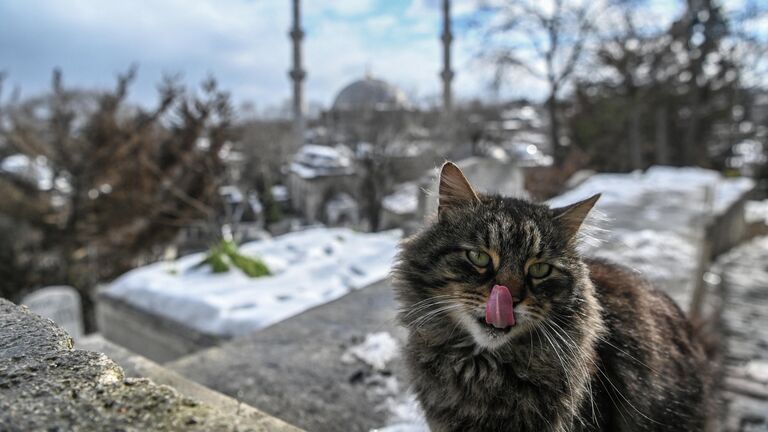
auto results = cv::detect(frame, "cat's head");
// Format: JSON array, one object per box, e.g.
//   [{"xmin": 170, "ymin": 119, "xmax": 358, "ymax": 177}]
[{"xmin": 394, "ymin": 162, "xmax": 600, "ymax": 350}]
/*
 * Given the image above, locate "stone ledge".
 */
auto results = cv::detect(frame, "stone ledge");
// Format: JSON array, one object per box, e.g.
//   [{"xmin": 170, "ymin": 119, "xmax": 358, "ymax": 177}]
[
  {"xmin": 167, "ymin": 279, "xmax": 406, "ymax": 432},
  {"xmin": 0, "ymin": 298, "xmax": 302, "ymax": 432},
  {"xmin": 76, "ymin": 334, "xmax": 295, "ymax": 430}
]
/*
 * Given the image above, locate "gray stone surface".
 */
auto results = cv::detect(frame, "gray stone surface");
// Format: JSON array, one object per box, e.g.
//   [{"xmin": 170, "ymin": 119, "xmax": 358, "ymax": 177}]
[
  {"xmin": 715, "ymin": 236, "xmax": 768, "ymax": 432},
  {"xmin": 76, "ymin": 334, "xmax": 302, "ymax": 431},
  {"xmin": 0, "ymin": 298, "xmax": 302, "ymax": 432},
  {"xmin": 96, "ymin": 293, "xmax": 223, "ymax": 363},
  {"xmin": 168, "ymin": 280, "xmax": 407, "ymax": 432}
]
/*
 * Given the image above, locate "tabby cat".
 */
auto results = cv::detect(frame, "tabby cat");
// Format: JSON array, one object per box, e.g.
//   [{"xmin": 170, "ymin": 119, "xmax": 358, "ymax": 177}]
[{"xmin": 393, "ymin": 162, "xmax": 712, "ymax": 432}]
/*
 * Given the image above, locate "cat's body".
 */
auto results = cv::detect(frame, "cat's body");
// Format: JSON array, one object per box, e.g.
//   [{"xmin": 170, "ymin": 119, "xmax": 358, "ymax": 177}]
[{"xmin": 394, "ymin": 163, "xmax": 712, "ymax": 432}]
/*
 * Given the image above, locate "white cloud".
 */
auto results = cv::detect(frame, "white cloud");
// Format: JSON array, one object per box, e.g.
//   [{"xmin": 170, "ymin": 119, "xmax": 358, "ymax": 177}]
[{"xmin": 0, "ymin": 0, "xmax": 511, "ymax": 111}]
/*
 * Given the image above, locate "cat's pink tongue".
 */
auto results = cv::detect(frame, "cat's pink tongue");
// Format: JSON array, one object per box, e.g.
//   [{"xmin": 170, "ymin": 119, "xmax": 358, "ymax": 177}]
[{"xmin": 485, "ymin": 285, "xmax": 516, "ymax": 328}]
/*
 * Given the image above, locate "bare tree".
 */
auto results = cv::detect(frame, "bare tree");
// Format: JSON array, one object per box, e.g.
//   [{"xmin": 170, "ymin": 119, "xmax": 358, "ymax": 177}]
[
  {"xmin": 480, "ymin": 0, "xmax": 597, "ymax": 165},
  {"xmin": 0, "ymin": 69, "xmax": 233, "ymax": 327}
]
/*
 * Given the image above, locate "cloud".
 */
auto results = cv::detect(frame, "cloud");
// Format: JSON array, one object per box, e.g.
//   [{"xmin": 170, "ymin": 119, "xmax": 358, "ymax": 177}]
[
  {"xmin": 0, "ymin": 0, "xmax": 520, "ymax": 112},
  {"xmin": 0, "ymin": 0, "xmax": 291, "ymax": 108}
]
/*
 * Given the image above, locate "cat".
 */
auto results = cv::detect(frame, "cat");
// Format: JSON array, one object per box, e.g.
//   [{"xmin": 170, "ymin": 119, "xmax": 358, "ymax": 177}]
[{"xmin": 393, "ymin": 162, "xmax": 712, "ymax": 432}]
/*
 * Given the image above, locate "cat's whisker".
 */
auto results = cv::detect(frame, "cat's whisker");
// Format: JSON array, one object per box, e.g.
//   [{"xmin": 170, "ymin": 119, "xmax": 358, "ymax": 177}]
[
  {"xmin": 545, "ymin": 319, "xmax": 667, "ymax": 428},
  {"xmin": 540, "ymin": 320, "xmax": 598, "ymax": 426},
  {"xmin": 401, "ymin": 297, "xmax": 463, "ymax": 319},
  {"xmin": 550, "ymin": 312, "xmax": 663, "ymax": 377},
  {"xmin": 410, "ymin": 304, "xmax": 464, "ymax": 330}
]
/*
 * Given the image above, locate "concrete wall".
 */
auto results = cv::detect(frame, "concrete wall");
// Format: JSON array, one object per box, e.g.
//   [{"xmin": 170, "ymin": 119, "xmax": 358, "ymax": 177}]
[{"xmin": 96, "ymin": 294, "xmax": 223, "ymax": 363}]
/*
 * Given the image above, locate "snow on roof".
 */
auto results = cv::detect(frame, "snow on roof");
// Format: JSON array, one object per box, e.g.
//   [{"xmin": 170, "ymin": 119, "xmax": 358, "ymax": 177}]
[
  {"xmin": 271, "ymin": 185, "xmax": 289, "ymax": 202},
  {"xmin": 104, "ymin": 227, "xmax": 402, "ymax": 338},
  {"xmin": 383, "ymin": 183, "xmax": 419, "ymax": 215},
  {"xmin": 290, "ymin": 144, "xmax": 355, "ymax": 179}
]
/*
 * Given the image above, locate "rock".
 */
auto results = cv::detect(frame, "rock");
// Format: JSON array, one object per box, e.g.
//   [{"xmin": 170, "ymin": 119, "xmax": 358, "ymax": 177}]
[
  {"xmin": 0, "ymin": 298, "xmax": 302, "ymax": 432},
  {"xmin": 168, "ymin": 280, "xmax": 407, "ymax": 432}
]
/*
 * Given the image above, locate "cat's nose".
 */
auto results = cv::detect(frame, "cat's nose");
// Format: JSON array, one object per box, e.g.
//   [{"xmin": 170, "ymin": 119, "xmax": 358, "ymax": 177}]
[{"xmin": 494, "ymin": 280, "xmax": 526, "ymax": 302}]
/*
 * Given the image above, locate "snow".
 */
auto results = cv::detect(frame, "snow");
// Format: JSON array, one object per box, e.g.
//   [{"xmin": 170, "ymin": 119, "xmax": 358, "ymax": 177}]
[
  {"xmin": 342, "ymin": 332, "xmax": 400, "ymax": 371},
  {"xmin": 271, "ymin": 185, "xmax": 289, "ymax": 202},
  {"xmin": 290, "ymin": 144, "xmax": 355, "ymax": 179},
  {"xmin": 746, "ymin": 199, "xmax": 768, "ymax": 224},
  {"xmin": 549, "ymin": 166, "xmax": 754, "ymax": 216},
  {"xmin": 383, "ymin": 183, "xmax": 419, "ymax": 215},
  {"xmin": 104, "ymin": 227, "xmax": 401, "ymax": 338},
  {"xmin": 745, "ymin": 360, "xmax": 768, "ymax": 383},
  {"xmin": 339, "ymin": 331, "xmax": 428, "ymax": 432},
  {"xmin": 372, "ymin": 396, "xmax": 428, "ymax": 432}
]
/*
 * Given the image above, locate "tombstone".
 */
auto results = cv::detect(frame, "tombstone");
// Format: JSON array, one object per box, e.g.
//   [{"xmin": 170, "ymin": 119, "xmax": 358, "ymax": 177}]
[{"xmin": 22, "ymin": 286, "xmax": 83, "ymax": 338}]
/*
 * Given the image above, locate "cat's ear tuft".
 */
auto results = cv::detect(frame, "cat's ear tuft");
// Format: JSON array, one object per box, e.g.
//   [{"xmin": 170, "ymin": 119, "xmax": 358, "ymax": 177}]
[
  {"xmin": 552, "ymin": 193, "xmax": 600, "ymax": 239},
  {"xmin": 438, "ymin": 161, "xmax": 479, "ymax": 220}
]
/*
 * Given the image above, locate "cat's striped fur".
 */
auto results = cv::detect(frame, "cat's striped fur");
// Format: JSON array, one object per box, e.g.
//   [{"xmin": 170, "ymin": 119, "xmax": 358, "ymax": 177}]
[{"xmin": 393, "ymin": 162, "xmax": 712, "ymax": 432}]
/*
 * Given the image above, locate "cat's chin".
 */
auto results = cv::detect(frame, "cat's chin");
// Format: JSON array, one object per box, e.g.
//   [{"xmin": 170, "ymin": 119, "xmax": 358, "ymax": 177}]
[{"xmin": 454, "ymin": 310, "xmax": 530, "ymax": 350}]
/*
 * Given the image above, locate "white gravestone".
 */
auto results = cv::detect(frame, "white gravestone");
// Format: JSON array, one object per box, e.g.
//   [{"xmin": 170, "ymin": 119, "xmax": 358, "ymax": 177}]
[{"xmin": 22, "ymin": 286, "xmax": 84, "ymax": 338}]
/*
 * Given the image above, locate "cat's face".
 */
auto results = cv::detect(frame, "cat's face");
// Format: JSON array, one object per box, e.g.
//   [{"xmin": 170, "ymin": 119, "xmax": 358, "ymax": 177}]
[{"xmin": 395, "ymin": 162, "xmax": 599, "ymax": 350}]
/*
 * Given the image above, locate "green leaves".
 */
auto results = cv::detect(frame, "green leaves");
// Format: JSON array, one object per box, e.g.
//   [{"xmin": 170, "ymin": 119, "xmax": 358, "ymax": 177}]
[{"xmin": 199, "ymin": 240, "xmax": 270, "ymax": 278}]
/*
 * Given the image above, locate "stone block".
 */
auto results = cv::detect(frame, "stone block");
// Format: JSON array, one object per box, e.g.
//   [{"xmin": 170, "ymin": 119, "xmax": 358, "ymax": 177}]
[{"xmin": 0, "ymin": 298, "xmax": 302, "ymax": 432}]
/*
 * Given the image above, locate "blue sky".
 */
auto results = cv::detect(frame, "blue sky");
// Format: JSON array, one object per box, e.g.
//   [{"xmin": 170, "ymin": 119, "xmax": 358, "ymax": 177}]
[{"xmin": 0, "ymin": 0, "xmax": 506, "ymax": 114}]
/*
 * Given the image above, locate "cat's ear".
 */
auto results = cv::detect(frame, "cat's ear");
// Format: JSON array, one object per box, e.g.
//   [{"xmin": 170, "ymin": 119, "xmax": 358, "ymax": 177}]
[
  {"xmin": 438, "ymin": 161, "xmax": 480, "ymax": 220},
  {"xmin": 552, "ymin": 194, "xmax": 600, "ymax": 239}
]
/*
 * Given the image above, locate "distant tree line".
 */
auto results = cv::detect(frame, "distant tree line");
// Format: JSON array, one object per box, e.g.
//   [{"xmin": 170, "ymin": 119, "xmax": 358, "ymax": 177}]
[{"xmin": 479, "ymin": 0, "xmax": 768, "ymax": 173}]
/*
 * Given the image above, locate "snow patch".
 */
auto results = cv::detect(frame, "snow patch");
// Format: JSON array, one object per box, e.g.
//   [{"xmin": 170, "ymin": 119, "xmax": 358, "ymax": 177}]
[
  {"xmin": 745, "ymin": 360, "xmax": 768, "ymax": 383},
  {"xmin": 372, "ymin": 395, "xmax": 428, "ymax": 432},
  {"xmin": 383, "ymin": 183, "xmax": 419, "ymax": 215},
  {"xmin": 342, "ymin": 332, "xmax": 400, "ymax": 371},
  {"xmin": 746, "ymin": 199, "xmax": 768, "ymax": 225},
  {"xmin": 105, "ymin": 228, "xmax": 401, "ymax": 338},
  {"xmin": 549, "ymin": 165, "xmax": 754, "ymax": 216}
]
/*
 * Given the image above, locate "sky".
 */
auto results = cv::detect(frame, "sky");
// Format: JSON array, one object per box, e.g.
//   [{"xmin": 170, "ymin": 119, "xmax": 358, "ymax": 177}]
[{"xmin": 0, "ymin": 0, "xmax": 516, "ymax": 115}]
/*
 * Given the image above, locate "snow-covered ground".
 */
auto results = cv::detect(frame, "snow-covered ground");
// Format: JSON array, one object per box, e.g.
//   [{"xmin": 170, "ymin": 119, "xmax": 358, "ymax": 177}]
[
  {"xmin": 746, "ymin": 199, "xmax": 768, "ymax": 225},
  {"xmin": 549, "ymin": 166, "xmax": 754, "ymax": 308},
  {"xmin": 548, "ymin": 166, "xmax": 753, "ymax": 215},
  {"xmin": 104, "ymin": 228, "xmax": 401, "ymax": 338}
]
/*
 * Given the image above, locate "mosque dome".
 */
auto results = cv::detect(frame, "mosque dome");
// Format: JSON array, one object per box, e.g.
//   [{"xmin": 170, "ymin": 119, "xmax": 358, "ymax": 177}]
[{"xmin": 331, "ymin": 76, "xmax": 409, "ymax": 111}]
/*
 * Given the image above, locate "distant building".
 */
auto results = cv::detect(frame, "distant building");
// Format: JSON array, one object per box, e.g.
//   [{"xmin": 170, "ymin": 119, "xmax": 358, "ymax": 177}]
[
  {"xmin": 332, "ymin": 75, "xmax": 409, "ymax": 112},
  {"xmin": 416, "ymin": 156, "xmax": 526, "ymax": 221},
  {"xmin": 321, "ymin": 74, "xmax": 411, "ymax": 149},
  {"xmin": 287, "ymin": 144, "xmax": 359, "ymax": 224}
]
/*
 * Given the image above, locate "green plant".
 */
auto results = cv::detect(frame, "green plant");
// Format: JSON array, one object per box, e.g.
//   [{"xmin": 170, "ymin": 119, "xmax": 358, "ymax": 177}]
[{"xmin": 198, "ymin": 240, "xmax": 270, "ymax": 278}]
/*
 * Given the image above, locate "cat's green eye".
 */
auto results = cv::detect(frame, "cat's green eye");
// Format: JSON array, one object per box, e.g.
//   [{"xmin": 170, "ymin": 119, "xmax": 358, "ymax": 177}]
[
  {"xmin": 466, "ymin": 250, "xmax": 491, "ymax": 267},
  {"xmin": 528, "ymin": 263, "xmax": 552, "ymax": 279}
]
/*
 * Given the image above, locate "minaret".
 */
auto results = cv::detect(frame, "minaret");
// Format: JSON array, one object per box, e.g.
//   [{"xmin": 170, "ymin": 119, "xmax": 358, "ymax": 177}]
[
  {"xmin": 440, "ymin": 0, "xmax": 454, "ymax": 113},
  {"xmin": 289, "ymin": 0, "xmax": 306, "ymax": 149}
]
